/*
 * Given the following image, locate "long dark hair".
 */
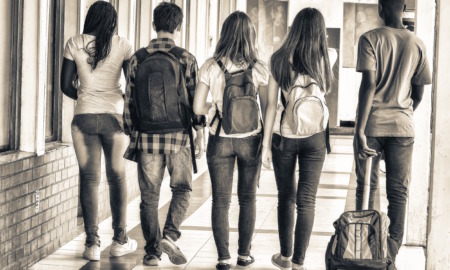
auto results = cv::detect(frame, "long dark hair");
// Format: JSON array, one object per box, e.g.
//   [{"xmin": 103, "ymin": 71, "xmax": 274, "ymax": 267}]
[
  {"xmin": 82, "ymin": 1, "xmax": 117, "ymax": 70},
  {"xmin": 270, "ymin": 8, "xmax": 332, "ymax": 92},
  {"xmin": 213, "ymin": 11, "xmax": 259, "ymax": 65}
]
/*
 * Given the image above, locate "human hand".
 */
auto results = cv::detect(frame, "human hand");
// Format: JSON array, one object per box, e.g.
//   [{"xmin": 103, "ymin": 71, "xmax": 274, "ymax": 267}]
[
  {"xmin": 194, "ymin": 129, "xmax": 204, "ymax": 159},
  {"xmin": 262, "ymin": 146, "xmax": 273, "ymax": 169},
  {"xmin": 356, "ymin": 133, "xmax": 378, "ymax": 159}
]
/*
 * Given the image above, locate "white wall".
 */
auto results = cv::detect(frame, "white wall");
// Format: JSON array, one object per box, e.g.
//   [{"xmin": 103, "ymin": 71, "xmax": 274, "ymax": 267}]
[
  {"xmin": 427, "ymin": 0, "xmax": 450, "ymax": 268},
  {"xmin": 406, "ymin": 0, "xmax": 434, "ymax": 246}
]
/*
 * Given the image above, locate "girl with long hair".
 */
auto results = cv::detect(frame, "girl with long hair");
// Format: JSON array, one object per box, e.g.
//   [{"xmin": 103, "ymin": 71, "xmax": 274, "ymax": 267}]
[
  {"xmin": 60, "ymin": 1, "xmax": 137, "ymax": 261},
  {"xmin": 262, "ymin": 8, "xmax": 337, "ymax": 270},
  {"xmin": 193, "ymin": 11, "xmax": 270, "ymax": 270}
]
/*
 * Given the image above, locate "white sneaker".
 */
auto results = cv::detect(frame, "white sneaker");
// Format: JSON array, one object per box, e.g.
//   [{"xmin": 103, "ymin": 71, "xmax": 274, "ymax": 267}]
[
  {"xmin": 83, "ymin": 244, "xmax": 100, "ymax": 261},
  {"xmin": 110, "ymin": 238, "xmax": 138, "ymax": 257}
]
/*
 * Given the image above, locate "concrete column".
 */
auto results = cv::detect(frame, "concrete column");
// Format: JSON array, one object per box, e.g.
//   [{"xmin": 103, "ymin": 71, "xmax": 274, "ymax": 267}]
[
  {"xmin": 426, "ymin": 1, "xmax": 450, "ymax": 269},
  {"xmin": 405, "ymin": 0, "xmax": 435, "ymax": 246}
]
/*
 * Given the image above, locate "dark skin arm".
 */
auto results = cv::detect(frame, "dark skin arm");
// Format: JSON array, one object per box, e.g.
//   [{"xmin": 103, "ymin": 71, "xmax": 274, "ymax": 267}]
[
  {"xmin": 60, "ymin": 58, "xmax": 78, "ymax": 100},
  {"xmin": 122, "ymin": 60, "xmax": 129, "ymax": 79},
  {"xmin": 411, "ymin": 83, "xmax": 424, "ymax": 111},
  {"xmin": 122, "ymin": 60, "xmax": 130, "ymax": 99},
  {"xmin": 355, "ymin": 70, "xmax": 378, "ymax": 159}
]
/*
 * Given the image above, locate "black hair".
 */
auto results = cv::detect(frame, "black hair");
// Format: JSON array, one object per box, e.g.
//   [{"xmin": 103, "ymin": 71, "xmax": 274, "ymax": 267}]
[
  {"xmin": 379, "ymin": 0, "xmax": 405, "ymax": 13},
  {"xmin": 82, "ymin": 1, "xmax": 117, "ymax": 70},
  {"xmin": 270, "ymin": 8, "xmax": 332, "ymax": 92},
  {"xmin": 153, "ymin": 2, "xmax": 183, "ymax": 33},
  {"xmin": 213, "ymin": 11, "xmax": 259, "ymax": 65}
]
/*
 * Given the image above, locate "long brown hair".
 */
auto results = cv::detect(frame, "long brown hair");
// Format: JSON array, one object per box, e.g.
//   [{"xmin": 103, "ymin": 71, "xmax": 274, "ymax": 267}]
[
  {"xmin": 213, "ymin": 11, "xmax": 259, "ymax": 65},
  {"xmin": 270, "ymin": 8, "xmax": 332, "ymax": 92}
]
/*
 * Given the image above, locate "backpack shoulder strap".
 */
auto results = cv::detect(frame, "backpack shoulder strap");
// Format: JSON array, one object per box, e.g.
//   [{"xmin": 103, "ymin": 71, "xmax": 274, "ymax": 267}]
[
  {"xmin": 168, "ymin": 46, "xmax": 185, "ymax": 61},
  {"xmin": 135, "ymin": 48, "xmax": 150, "ymax": 64},
  {"xmin": 216, "ymin": 60, "xmax": 229, "ymax": 75}
]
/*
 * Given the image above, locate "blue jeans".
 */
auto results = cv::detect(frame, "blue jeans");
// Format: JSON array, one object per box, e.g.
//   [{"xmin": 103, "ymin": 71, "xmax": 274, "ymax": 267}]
[
  {"xmin": 271, "ymin": 132, "xmax": 326, "ymax": 265},
  {"xmin": 137, "ymin": 146, "xmax": 193, "ymax": 257},
  {"xmin": 206, "ymin": 134, "xmax": 262, "ymax": 261},
  {"xmin": 71, "ymin": 114, "xmax": 129, "ymax": 246},
  {"xmin": 354, "ymin": 136, "xmax": 414, "ymax": 257}
]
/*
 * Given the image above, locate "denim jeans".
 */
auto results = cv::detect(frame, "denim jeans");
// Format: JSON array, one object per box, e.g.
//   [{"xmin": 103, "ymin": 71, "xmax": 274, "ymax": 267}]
[
  {"xmin": 206, "ymin": 134, "xmax": 262, "ymax": 261},
  {"xmin": 71, "ymin": 113, "xmax": 129, "ymax": 246},
  {"xmin": 354, "ymin": 136, "xmax": 414, "ymax": 257},
  {"xmin": 137, "ymin": 146, "xmax": 193, "ymax": 257},
  {"xmin": 271, "ymin": 132, "xmax": 326, "ymax": 265}
]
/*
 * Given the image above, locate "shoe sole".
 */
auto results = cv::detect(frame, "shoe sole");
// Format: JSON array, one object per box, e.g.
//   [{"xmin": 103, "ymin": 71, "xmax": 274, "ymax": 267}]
[
  {"xmin": 143, "ymin": 261, "xmax": 159, "ymax": 266},
  {"xmin": 160, "ymin": 241, "xmax": 187, "ymax": 265},
  {"xmin": 83, "ymin": 254, "xmax": 100, "ymax": 261},
  {"xmin": 236, "ymin": 265, "xmax": 251, "ymax": 269}
]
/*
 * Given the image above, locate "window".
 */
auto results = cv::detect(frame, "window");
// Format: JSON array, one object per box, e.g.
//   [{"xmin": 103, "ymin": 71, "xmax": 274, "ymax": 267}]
[
  {"xmin": 46, "ymin": 0, "xmax": 64, "ymax": 142},
  {"xmin": 0, "ymin": 0, "xmax": 12, "ymax": 151},
  {"xmin": 0, "ymin": 0, "xmax": 22, "ymax": 152}
]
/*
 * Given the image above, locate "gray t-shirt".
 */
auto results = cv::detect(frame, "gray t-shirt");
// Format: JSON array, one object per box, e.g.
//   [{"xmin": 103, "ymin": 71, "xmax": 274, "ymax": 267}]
[
  {"xmin": 64, "ymin": 34, "xmax": 133, "ymax": 115},
  {"xmin": 356, "ymin": 26, "xmax": 431, "ymax": 137}
]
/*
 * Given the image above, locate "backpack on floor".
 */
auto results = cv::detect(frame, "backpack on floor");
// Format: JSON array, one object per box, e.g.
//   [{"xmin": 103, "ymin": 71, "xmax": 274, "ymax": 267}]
[
  {"xmin": 325, "ymin": 157, "xmax": 394, "ymax": 269},
  {"xmin": 325, "ymin": 209, "xmax": 392, "ymax": 270},
  {"xmin": 210, "ymin": 60, "xmax": 260, "ymax": 135},
  {"xmin": 133, "ymin": 47, "xmax": 191, "ymax": 134}
]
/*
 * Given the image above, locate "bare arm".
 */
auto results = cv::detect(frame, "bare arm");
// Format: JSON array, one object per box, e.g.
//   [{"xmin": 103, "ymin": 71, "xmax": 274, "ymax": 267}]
[
  {"xmin": 261, "ymin": 76, "xmax": 280, "ymax": 168},
  {"xmin": 193, "ymin": 82, "xmax": 212, "ymax": 115},
  {"xmin": 259, "ymin": 84, "xmax": 269, "ymax": 121},
  {"xmin": 355, "ymin": 70, "xmax": 378, "ymax": 158},
  {"xmin": 411, "ymin": 83, "xmax": 424, "ymax": 111},
  {"xmin": 60, "ymin": 58, "xmax": 78, "ymax": 100}
]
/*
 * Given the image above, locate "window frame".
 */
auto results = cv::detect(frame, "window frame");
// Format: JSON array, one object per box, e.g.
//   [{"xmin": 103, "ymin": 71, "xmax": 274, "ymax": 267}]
[{"xmin": 1, "ymin": 0, "xmax": 24, "ymax": 153}]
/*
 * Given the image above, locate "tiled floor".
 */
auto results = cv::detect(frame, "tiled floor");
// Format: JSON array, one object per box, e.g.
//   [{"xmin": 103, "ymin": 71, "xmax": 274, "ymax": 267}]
[{"xmin": 29, "ymin": 136, "xmax": 425, "ymax": 270}]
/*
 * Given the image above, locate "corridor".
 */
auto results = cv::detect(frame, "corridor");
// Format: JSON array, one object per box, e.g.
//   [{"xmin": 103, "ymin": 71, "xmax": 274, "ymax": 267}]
[{"xmin": 28, "ymin": 136, "xmax": 424, "ymax": 270}]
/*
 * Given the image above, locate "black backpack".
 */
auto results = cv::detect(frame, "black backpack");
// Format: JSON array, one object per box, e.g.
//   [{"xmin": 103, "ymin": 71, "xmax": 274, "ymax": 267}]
[
  {"xmin": 210, "ymin": 60, "xmax": 260, "ymax": 136},
  {"xmin": 133, "ymin": 46, "xmax": 198, "ymax": 173},
  {"xmin": 133, "ymin": 47, "xmax": 191, "ymax": 134}
]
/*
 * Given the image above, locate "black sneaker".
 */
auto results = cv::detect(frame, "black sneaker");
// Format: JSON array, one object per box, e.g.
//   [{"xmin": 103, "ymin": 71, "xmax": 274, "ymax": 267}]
[
  {"xmin": 236, "ymin": 255, "xmax": 255, "ymax": 268},
  {"xmin": 216, "ymin": 263, "xmax": 232, "ymax": 270}
]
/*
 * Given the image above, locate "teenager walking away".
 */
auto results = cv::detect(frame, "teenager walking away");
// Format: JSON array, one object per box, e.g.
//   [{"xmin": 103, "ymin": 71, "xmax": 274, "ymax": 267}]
[
  {"xmin": 60, "ymin": 1, "xmax": 137, "ymax": 261},
  {"xmin": 354, "ymin": 0, "xmax": 431, "ymax": 268},
  {"xmin": 261, "ymin": 8, "xmax": 337, "ymax": 270},
  {"xmin": 193, "ymin": 11, "xmax": 270, "ymax": 270},
  {"xmin": 123, "ymin": 2, "xmax": 205, "ymax": 267}
]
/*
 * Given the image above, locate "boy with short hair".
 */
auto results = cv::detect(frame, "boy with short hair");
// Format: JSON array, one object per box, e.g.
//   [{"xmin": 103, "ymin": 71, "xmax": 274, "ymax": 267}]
[
  {"xmin": 354, "ymin": 0, "xmax": 431, "ymax": 268},
  {"xmin": 123, "ymin": 2, "xmax": 204, "ymax": 266}
]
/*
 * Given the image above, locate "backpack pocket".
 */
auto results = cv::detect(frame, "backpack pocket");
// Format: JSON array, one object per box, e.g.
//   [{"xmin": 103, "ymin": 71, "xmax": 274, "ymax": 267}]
[
  {"xmin": 289, "ymin": 96, "xmax": 326, "ymax": 136},
  {"xmin": 336, "ymin": 222, "xmax": 379, "ymax": 260},
  {"xmin": 223, "ymin": 96, "xmax": 259, "ymax": 134}
]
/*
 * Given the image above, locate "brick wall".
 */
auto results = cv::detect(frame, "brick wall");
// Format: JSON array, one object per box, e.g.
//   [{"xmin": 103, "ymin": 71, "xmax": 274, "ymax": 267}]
[{"xmin": 0, "ymin": 144, "xmax": 139, "ymax": 269}]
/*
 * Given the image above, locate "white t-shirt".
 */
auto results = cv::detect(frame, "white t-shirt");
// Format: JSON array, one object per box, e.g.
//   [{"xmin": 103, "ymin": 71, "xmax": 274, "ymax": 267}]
[
  {"xmin": 199, "ymin": 58, "xmax": 270, "ymax": 138},
  {"xmin": 272, "ymin": 48, "xmax": 338, "ymax": 138},
  {"xmin": 64, "ymin": 34, "xmax": 133, "ymax": 115}
]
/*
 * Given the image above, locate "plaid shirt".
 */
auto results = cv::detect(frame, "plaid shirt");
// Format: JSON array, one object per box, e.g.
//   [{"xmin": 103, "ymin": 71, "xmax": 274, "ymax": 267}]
[{"xmin": 123, "ymin": 38, "xmax": 199, "ymax": 161}]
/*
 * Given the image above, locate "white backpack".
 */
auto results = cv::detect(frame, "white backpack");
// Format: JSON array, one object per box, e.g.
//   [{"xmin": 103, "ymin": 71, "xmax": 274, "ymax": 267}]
[{"xmin": 281, "ymin": 74, "xmax": 329, "ymax": 136}]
